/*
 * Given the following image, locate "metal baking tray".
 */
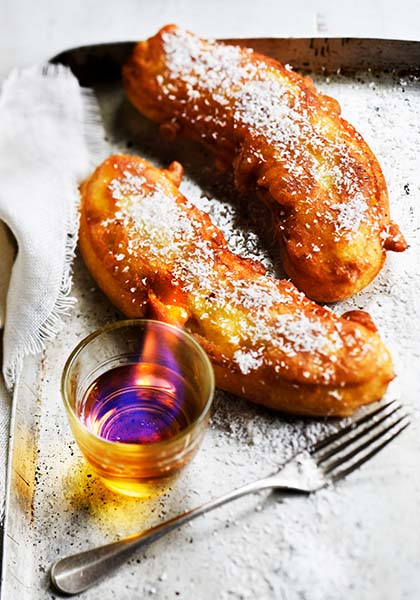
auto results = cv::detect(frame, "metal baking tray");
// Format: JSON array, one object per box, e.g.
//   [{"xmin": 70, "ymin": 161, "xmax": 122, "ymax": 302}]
[{"xmin": 1, "ymin": 37, "xmax": 420, "ymax": 600}]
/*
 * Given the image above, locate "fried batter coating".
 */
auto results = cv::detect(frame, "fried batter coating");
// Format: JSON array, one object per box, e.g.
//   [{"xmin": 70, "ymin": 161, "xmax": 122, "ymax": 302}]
[
  {"xmin": 79, "ymin": 154, "xmax": 394, "ymax": 417},
  {"xmin": 123, "ymin": 25, "xmax": 407, "ymax": 302}
]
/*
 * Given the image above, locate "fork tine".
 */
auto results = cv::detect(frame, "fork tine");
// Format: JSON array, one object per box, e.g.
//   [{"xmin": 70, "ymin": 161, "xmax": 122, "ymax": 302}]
[
  {"xmin": 315, "ymin": 403, "xmax": 402, "ymax": 464},
  {"xmin": 330, "ymin": 419, "xmax": 410, "ymax": 483},
  {"xmin": 324, "ymin": 414, "xmax": 410, "ymax": 476},
  {"xmin": 312, "ymin": 400, "xmax": 396, "ymax": 454}
]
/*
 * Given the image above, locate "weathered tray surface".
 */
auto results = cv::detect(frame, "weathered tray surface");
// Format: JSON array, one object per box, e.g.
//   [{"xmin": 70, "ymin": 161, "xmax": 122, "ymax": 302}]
[{"xmin": 1, "ymin": 37, "xmax": 420, "ymax": 600}]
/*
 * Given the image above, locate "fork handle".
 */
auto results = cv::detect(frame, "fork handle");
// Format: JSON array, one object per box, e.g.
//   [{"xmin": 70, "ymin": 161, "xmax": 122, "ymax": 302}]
[{"xmin": 50, "ymin": 477, "xmax": 305, "ymax": 595}]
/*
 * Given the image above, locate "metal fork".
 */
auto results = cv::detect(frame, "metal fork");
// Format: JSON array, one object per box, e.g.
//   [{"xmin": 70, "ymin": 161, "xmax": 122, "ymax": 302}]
[{"xmin": 50, "ymin": 400, "xmax": 409, "ymax": 595}]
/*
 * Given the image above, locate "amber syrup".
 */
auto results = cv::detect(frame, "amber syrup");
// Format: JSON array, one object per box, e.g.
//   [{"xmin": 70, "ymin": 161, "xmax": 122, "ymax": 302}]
[{"xmin": 79, "ymin": 363, "xmax": 199, "ymax": 444}]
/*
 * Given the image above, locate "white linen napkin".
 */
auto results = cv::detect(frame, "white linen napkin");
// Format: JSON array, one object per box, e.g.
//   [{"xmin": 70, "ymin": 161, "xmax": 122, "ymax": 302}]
[{"xmin": 0, "ymin": 65, "xmax": 105, "ymax": 519}]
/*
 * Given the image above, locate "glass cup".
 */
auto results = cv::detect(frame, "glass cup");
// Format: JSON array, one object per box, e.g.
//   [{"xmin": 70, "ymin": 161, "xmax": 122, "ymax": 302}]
[{"xmin": 61, "ymin": 319, "xmax": 215, "ymax": 497}]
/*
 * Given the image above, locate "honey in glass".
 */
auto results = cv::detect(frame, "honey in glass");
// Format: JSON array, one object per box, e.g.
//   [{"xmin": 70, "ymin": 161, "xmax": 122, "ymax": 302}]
[{"xmin": 61, "ymin": 320, "xmax": 214, "ymax": 497}]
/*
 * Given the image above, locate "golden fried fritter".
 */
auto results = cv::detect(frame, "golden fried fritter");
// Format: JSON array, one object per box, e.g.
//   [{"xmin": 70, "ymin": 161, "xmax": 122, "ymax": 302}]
[
  {"xmin": 79, "ymin": 154, "xmax": 394, "ymax": 417},
  {"xmin": 123, "ymin": 25, "xmax": 407, "ymax": 302}
]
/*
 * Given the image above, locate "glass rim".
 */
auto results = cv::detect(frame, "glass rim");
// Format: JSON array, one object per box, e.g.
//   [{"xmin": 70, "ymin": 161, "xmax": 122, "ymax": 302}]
[{"xmin": 61, "ymin": 318, "xmax": 215, "ymax": 451}]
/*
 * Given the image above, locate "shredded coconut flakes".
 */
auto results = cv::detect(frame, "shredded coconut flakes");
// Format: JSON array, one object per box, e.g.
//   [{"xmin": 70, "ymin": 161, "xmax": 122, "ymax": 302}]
[
  {"xmin": 159, "ymin": 29, "xmax": 377, "ymax": 241},
  {"xmin": 330, "ymin": 192, "xmax": 369, "ymax": 237},
  {"xmin": 106, "ymin": 165, "xmax": 344, "ymax": 379}
]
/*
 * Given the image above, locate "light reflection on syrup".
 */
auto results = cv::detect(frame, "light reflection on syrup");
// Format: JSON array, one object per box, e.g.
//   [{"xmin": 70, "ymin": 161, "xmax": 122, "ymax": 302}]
[
  {"xmin": 62, "ymin": 458, "xmax": 164, "ymax": 536},
  {"xmin": 80, "ymin": 363, "xmax": 193, "ymax": 444}
]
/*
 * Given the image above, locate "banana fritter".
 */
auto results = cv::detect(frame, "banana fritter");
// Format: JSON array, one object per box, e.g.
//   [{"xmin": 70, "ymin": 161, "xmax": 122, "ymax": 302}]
[
  {"xmin": 79, "ymin": 154, "xmax": 395, "ymax": 417},
  {"xmin": 123, "ymin": 25, "xmax": 407, "ymax": 302}
]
